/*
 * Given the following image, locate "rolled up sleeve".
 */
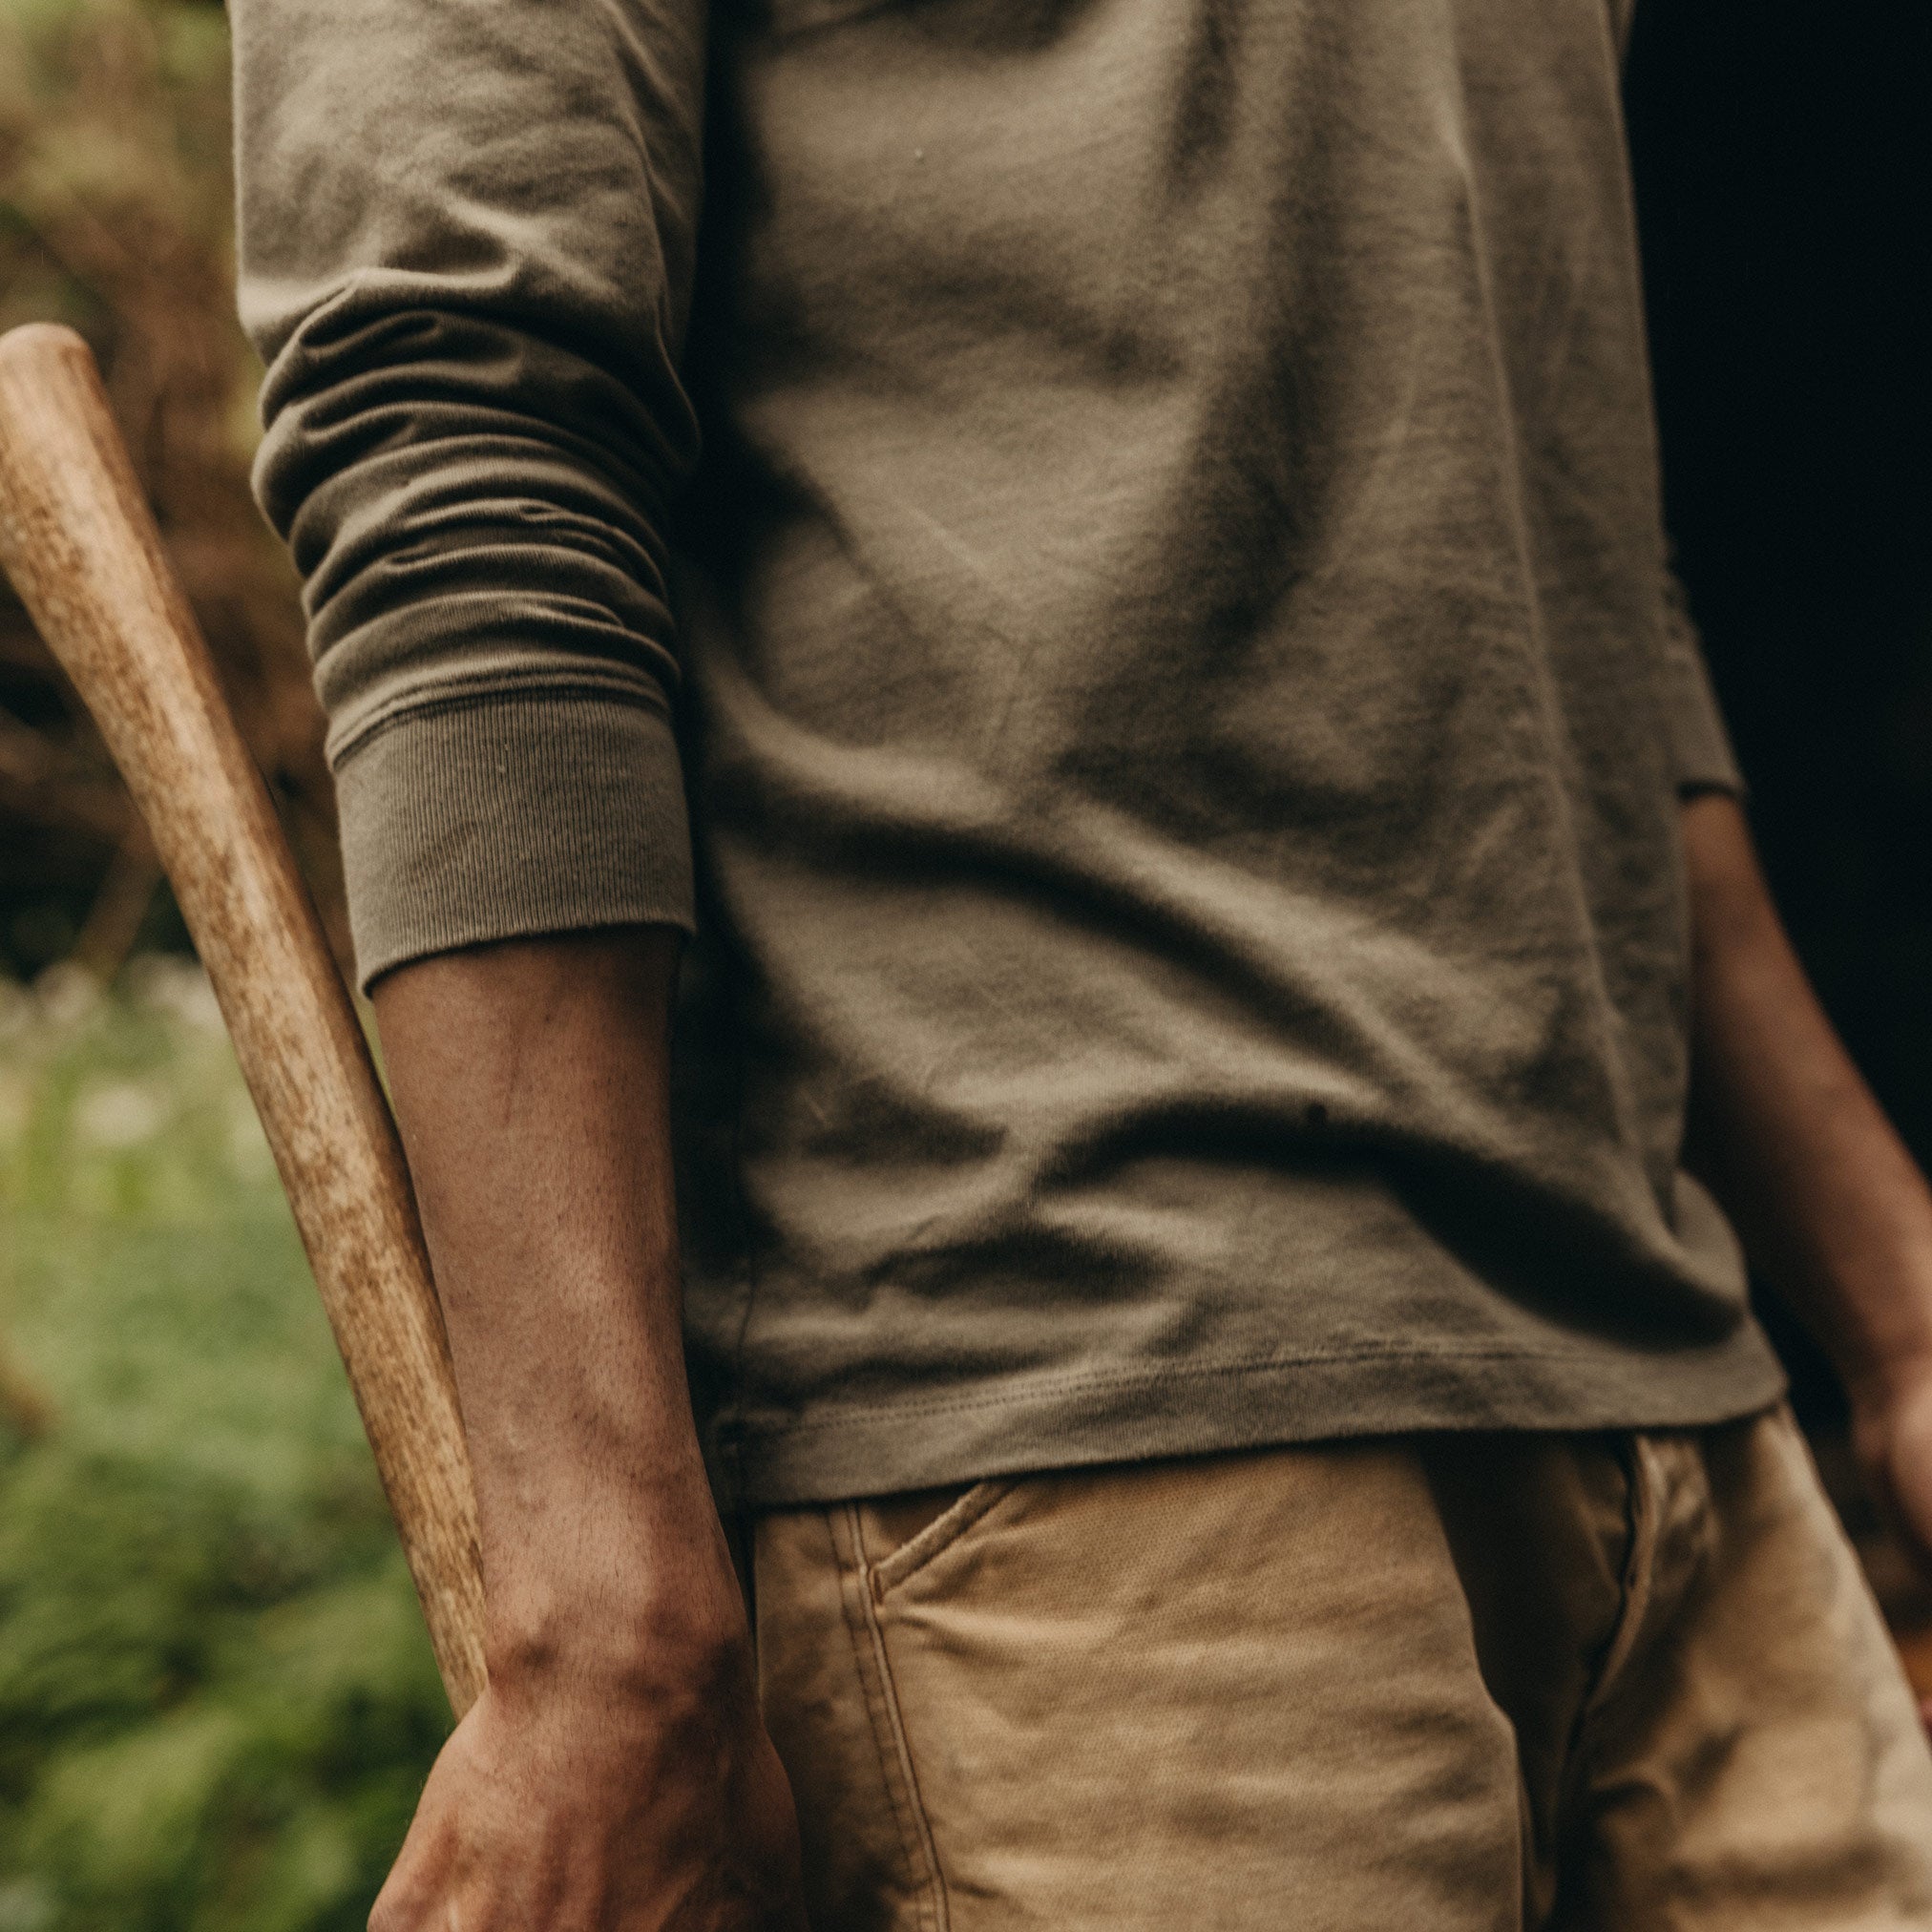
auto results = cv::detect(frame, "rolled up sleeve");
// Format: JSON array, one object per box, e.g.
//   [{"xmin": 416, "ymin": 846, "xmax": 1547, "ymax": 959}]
[
  {"xmin": 233, "ymin": 0, "xmax": 706, "ymax": 986},
  {"xmin": 1659, "ymin": 556, "xmax": 1746, "ymax": 798}
]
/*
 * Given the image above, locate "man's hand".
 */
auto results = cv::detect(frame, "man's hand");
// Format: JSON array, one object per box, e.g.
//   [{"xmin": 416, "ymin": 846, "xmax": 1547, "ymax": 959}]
[
  {"xmin": 371, "ymin": 1647, "xmax": 807, "ymax": 1930},
  {"xmin": 368, "ymin": 927, "xmax": 809, "ymax": 1928},
  {"xmin": 1684, "ymin": 794, "xmax": 1932, "ymax": 1597}
]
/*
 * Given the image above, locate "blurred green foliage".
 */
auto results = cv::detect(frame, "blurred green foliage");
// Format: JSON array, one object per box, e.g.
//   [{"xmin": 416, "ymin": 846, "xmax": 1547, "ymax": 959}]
[
  {"xmin": 1, "ymin": 4, "xmax": 441, "ymax": 1921},
  {"xmin": 0, "ymin": 966, "xmax": 447, "ymax": 1932}
]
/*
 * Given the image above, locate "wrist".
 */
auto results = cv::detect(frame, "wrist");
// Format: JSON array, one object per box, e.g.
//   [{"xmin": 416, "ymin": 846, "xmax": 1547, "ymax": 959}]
[
  {"xmin": 486, "ymin": 1570, "xmax": 748, "ymax": 1701},
  {"xmin": 1850, "ymin": 1334, "xmax": 1932, "ymax": 1420},
  {"xmin": 1835, "ymin": 1278, "xmax": 1932, "ymax": 1420},
  {"xmin": 480, "ymin": 1487, "xmax": 748, "ymax": 1693},
  {"xmin": 1760, "ymin": 1226, "xmax": 1932, "ymax": 1420}
]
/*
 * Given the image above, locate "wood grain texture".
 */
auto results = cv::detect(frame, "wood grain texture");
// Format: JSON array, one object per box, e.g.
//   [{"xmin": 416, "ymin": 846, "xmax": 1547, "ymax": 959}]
[{"xmin": 0, "ymin": 323, "xmax": 488, "ymax": 1715}]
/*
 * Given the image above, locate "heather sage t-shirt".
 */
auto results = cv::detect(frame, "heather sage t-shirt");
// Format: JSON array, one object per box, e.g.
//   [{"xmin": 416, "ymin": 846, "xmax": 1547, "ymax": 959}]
[{"xmin": 236, "ymin": 0, "xmax": 1786, "ymax": 1504}]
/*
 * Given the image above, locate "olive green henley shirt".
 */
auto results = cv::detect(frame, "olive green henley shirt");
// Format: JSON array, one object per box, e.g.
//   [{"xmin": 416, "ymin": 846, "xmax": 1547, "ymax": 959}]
[{"xmin": 236, "ymin": 0, "xmax": 1786, "ymax": 1505}]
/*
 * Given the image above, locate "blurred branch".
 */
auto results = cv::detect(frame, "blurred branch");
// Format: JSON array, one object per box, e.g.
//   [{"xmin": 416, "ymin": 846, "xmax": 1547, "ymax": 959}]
[
  {"xmin": 71, "ymin": 834, "xmax": 159, "ymax": 978},
  {"xmin": 0, "ymin": 703, "xmax": 136, "ymax": 846}
]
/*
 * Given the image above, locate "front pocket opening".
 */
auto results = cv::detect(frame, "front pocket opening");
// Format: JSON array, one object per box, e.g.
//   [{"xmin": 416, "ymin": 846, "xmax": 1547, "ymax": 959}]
[{"xmin": 869, "ymin": 1478, "xmax": 1018, "ymax": 1597}]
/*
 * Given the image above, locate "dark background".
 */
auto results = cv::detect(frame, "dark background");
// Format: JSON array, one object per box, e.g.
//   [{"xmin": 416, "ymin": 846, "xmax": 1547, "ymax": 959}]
[{"xmin": 1628, "ymin": 0, "xmax": 1930, "ymax": 1419}]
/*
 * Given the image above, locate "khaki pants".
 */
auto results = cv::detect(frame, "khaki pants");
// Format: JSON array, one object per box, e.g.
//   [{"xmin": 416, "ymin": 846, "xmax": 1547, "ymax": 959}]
[{"xmin": 752, "ymin": 1406, "xmax": 1932, "ymax": 1929}]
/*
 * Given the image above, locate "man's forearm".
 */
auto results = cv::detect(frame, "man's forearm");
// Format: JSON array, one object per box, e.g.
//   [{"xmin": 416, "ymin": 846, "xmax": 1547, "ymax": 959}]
[
  {"xmin": 371, "ymin": 927, "xmax": 742, "ymax": 1685},
  {"xmin": 364, "ymin": 929, "xmax": 807, "ymax": 1930},
  {"xmin": 1683, "ymin": 792, "xmax": 1932, "ymax": 1409}
]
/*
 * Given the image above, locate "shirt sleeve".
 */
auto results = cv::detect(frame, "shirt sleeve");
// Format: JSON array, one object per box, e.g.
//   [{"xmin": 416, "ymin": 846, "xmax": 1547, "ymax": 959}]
[
  {"xmin": 1659, "ymin": 554, "xmax": 1746, "ymax": 797},
  {"xmin": 232, "ymin": 0, "xmax": 707, "ymax": 988}
]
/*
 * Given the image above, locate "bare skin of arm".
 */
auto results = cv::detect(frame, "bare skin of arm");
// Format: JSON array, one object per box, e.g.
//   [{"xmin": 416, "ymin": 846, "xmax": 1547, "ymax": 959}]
[
  {"xmin": 1683, "ymin": 794, "xmax": 1932, "ymax": 1592},
  {"xmin": 364, "ymin": 928, "xmax": 808, "ymax": 1932}
]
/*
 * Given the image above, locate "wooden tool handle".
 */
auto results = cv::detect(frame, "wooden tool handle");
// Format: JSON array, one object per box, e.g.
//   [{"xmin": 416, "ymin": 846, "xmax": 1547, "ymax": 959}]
[{"xmin": 0, "ymin": 324, "xmax": 488, "ymax": 1715}]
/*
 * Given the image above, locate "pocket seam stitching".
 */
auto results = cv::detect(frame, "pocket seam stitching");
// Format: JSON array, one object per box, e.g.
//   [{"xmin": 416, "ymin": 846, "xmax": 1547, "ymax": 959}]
[
  {"xmin": 843, "ymin": 1503, "xmax": 954, "ymax": 1932},
  {"xmin": 871, "ymin": 1478, "xmax": 1018, "ymax": 1596}
]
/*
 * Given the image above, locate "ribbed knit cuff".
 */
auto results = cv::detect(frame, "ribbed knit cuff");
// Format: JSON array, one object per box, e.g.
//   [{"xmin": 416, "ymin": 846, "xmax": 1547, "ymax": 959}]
[{"xmin": 332, "ymin": 692, "xmax": 694, "ymax": 991}]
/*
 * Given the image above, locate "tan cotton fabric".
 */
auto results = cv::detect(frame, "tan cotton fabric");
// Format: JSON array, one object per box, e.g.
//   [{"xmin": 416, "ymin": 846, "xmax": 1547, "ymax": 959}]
[{"xmin": 752, "ymin": 1407, "xmax": 1932, "ymax": 1930}]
